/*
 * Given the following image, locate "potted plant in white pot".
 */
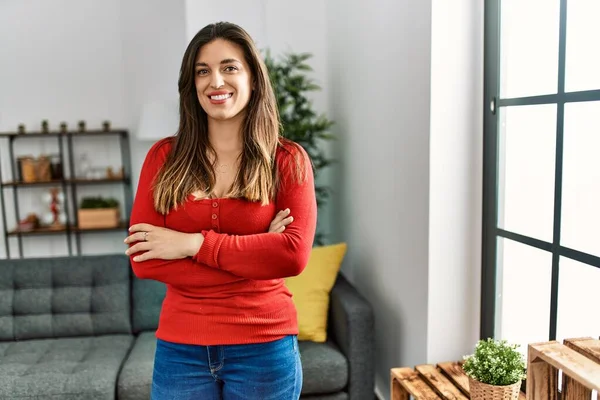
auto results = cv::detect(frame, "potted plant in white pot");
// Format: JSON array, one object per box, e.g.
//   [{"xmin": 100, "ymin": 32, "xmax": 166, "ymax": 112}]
[{"xmin": 462, "ymin": 338, "xmax": 526, "ymax": 400}]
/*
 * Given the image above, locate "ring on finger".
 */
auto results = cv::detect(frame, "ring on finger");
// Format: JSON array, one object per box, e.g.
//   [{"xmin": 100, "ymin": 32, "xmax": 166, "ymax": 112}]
[{"xmin": 143, "ymin": 231, "xmax": 148, "ymax": 241}]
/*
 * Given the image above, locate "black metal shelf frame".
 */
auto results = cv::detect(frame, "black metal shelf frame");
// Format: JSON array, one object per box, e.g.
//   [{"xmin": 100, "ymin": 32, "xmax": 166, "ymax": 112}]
[{"xmin": 0, "ymin": 129, "xmax": 133, "ymax": 258}]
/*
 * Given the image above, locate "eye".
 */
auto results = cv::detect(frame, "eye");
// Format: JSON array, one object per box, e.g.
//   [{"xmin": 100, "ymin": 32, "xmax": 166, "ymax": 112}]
[
  {"xmin": 196, "ymin": 69, "xmax": 209, "ymax": 76},
  {"xmin": 224, "ymin": 66, "xmax": 238, "ymax": 72}
]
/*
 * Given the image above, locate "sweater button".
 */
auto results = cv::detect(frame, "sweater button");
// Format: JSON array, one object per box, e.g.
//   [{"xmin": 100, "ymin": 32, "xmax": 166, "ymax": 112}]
[
  {"xmin": 212, "ymin": 214, "xmax": 217, "ymax": 219},
  {"xmin": 212, "ymin": 202, "xmax": 218, "ymax": 208}
]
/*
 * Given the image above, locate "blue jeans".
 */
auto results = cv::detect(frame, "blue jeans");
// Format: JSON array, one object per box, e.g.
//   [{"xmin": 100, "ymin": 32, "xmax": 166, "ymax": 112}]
[{"xmin": 151, "ymin": 335, "xmax": 303, "ymax": 400}]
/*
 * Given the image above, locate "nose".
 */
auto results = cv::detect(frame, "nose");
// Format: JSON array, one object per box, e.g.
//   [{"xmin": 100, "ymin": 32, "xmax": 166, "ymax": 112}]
[{"xmin": 211, "ymin": 72, "xmax": 224, "ymax": 89}]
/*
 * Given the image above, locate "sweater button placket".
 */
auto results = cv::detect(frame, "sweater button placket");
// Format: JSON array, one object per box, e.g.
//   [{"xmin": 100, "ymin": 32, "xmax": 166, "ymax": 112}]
[{"xmin": 211, "ymin": 200, "xmax": 220, "ymax": 231}]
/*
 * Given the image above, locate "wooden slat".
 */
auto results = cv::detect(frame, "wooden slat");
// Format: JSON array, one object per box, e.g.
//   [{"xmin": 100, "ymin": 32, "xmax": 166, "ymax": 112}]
[
  {"xmin": 527, "ymin": 356, "xmax": 559, "ymax": 400},
  {"xmin": 391, "ymin": 367, "xmax": 443, "ymax": 399},
  {"xmin": 563, "ymin": 338, "xmax": 597, "ymax": 400},
  {"xmin": 391, "ymin": 368, "xmax": 410, "ymax": 400},
  {"xmin": 565, "ymin": 337, "xmax": 600, "ymax": 363},
  {"xmin": 437, "ymin": 362, "xmax": 470, "ymax": 396},
  {"xmin": 562, "ymin": 375, "xmax": 592, "ymax": 400},
  {"xmin": 529, "ymin": 341, "xmax": 600, "ymax": 391},
  {"xmin": 416, "ymin": 364, "xmax": 468, "ymax": 400}
]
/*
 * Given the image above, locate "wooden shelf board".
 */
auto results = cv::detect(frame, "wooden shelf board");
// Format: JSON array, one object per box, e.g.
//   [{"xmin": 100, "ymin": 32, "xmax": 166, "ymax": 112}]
[
  {"xmin": 7, "ymin": 221, "xmax": 129, "ymax": 236},
  {"xmin": 2, "ymin": 180, "xmax": 64, "ymax": 187},
  {"xmin": 2, "ymin": 177, "xmax": 128, "ymax": 187},
  {"xmin": 68, "ymin": 177, "xmax": 129, "ymax": 184},
  {"xmin": 0, "ymin": 129, "xmax": 127, "ymax": 137}
]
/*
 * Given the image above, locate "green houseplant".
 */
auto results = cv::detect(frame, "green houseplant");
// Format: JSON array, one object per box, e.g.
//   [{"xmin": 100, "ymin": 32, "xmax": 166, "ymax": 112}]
[
  {"xmin": 463, "ymin": 338, "xmax": 526, "ymax": 399},
  {"xmin": 79, "ymin": 197, "xmax": 119, "ymax": 209},
  {"xmin": 78, "ymin": 196, "xmax": 120, "ymax": 229},
  {"xmin": 264, "ymin": 51, "xmax": 335, "ymax": 245}
]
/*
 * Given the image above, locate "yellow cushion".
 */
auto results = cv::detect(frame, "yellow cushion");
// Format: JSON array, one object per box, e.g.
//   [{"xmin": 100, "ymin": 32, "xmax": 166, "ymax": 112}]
[{"xmin": 285, "ymin": 243, "xmax": 347, "ymax": 342}]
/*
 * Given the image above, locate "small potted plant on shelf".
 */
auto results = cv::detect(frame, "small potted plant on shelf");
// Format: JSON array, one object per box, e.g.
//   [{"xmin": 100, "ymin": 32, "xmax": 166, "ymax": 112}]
[
  {"xmin": 462, "ymin": 338, "xmax": 526, "ymax": 400},
  {"xmin": 77, "ymin": 196, "xmax": 120, "ymax": 229}
]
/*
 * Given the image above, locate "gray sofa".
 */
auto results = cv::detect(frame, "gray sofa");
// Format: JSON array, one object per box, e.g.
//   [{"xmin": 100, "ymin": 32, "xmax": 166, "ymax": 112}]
[{"xmin": 0, "ymin": 254, "xmax": 374, "ymax": 399}]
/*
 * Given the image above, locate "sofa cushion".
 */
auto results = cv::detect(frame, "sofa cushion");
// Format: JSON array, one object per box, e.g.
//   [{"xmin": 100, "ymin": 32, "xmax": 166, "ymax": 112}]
[
  {"xmin": 0, "ymin": 255, "xmax": 131, "ymax": 341},
  {"xmin": 132, "ymin": 278, "xmax": 165, "ymax": 333},
  {"xmin": 117, "ymin": 334, "xmax": 348, "ymax": 398},
  {"xmin": 301, "ymin": 394, "xmax": 347, "ymax": 399},
  {"xmin": 0, "ymin": 334, "xmax": 133, "ymax": 399},
  {"xmin": 285, "ymin": 243, "xmax": 347, "ymax": 342},
  {"xmin": 299, "ymin": 340, "xmax": 348, "ymax": 395},
  {"xmin": 117, "ymin": 331, "xmax": 157, "ymax": 400}
]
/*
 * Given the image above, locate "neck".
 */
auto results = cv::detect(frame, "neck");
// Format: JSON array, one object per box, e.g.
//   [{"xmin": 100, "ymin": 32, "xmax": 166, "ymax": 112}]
[{"xmin": 207, "ymin": 115, "xmax": 244, "ymax": 155}]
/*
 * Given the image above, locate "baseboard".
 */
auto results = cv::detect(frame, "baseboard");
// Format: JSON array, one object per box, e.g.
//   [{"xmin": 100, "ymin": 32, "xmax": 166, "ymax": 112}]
[{"xmin": 374, "ymin": 385, "xmax": 385, "ymax": 400}]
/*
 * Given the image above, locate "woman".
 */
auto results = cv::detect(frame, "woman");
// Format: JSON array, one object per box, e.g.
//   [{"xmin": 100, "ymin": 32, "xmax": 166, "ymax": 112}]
[{"xmin": 124, "ymin": 22, "xmax": 317, "ymax": 400}]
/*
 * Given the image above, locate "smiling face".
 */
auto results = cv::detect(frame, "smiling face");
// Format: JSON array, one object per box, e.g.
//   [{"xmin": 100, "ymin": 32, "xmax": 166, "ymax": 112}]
[{"xmin": 194, "ymin": 38, "xmax": 253, "ymax": 123}]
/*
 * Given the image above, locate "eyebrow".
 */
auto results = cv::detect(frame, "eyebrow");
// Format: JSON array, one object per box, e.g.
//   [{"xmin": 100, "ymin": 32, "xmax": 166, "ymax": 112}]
[{"xmin": 195, "ymin": 58, "xmax": 242, "ymax": 67}]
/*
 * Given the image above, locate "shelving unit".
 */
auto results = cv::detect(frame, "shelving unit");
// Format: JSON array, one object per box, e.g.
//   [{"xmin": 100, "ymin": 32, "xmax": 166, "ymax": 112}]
[{"xmin": 0, "ymin": 129, "xmax": 133, "ymax": 258}]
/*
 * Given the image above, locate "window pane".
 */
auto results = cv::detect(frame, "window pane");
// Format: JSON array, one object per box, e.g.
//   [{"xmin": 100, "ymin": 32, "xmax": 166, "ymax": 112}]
[
  {"xmin": 565, "ymin": 0, "xmax": 600, "ymax": 92},
  {"xmin": 500, "ymin": 0, "xmax": 560, "ymax": 98},
  {"xmin": 556, "ymin": 258, "xmax": 600, "ymax": 340},
  {"xmin": 496, "ymin": 238, "xmax": 552, "ymax": 356},
  {"xmin": 561, "ymin": 101, "xmax": 600, "ymax": 256},
  {"xmin": 498, "ymin": 105, "xmax": 556, "ymax": 242}
]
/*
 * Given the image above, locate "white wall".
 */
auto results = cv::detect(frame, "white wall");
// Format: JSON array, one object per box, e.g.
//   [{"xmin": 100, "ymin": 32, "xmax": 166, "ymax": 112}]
[
  {"xmin": 326, "ymin": 0, "xmax": 433, "ymax": 396},
  {"xmin": 427, "ymin": 0, "xmax": 483, "ymax": 363},
  {"xmin": 325, "ymin": 0, "xmax": 483, "ymax": 398},
  {"xmin": 0, "ymin": 0, "xmax": 132, "ymax": 258},
  {"xmin": 119, "ymin": 0, "xmax": 187, "ymax": 191},
  {"xmin": 0, "ymin": 0, "xmax": 188, "ymax": 258}
]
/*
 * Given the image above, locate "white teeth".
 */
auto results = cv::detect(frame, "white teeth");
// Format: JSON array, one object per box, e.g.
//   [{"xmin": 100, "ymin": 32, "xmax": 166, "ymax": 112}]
[{"xmin": 210, "ymin": 93, "xmax": 232, "ymax": 100}]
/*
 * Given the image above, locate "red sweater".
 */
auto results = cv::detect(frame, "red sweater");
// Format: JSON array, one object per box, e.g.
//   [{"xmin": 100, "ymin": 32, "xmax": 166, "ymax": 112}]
[{"xmin": 129, "ymin": 138, "xmax": 317, "ymax": 345}]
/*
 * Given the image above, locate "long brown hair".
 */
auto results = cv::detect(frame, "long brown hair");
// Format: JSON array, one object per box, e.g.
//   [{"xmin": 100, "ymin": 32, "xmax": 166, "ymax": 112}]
[{"xmin": 153, "ymin": 22, "xmax": 283, "ymax": 214}]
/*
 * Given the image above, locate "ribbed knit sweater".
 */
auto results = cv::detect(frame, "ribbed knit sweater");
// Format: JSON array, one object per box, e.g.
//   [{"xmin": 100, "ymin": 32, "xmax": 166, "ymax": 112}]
[{"xmin": 128, "ymin": 137, "xmax": 317, "ymax": 345}]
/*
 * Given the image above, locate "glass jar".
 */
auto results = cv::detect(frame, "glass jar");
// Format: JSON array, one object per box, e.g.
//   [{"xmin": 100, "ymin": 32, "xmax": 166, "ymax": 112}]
[{"xmin": 50, "ymin": 154, "xmax": 63, "ymax": 180}]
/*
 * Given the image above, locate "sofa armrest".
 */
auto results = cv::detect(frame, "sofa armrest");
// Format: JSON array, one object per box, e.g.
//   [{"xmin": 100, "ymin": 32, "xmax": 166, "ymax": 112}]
[{"xmin": 328, "ymin": 273, "xmax": 375, "ymax": 400}]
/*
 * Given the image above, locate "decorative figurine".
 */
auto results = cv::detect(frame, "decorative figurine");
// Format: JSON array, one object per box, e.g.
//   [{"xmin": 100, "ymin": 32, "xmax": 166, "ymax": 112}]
[
  {"xmin": 102, "ymin": 120, "xmax": 111, "ymax": 131},
  {"xmin": 17, "ymin": 124, "xmax": 25, "ymax": 134},
  {"xmin": 41, "ymin": 188, "xmax": 66, "ymax": 228},
  {"xmin": 59, "ymin": 122, "xmax": 68, "ymax": 133},
  {"xmin": 41, "ymin": 120, "xmax": 49, "ymax": 133},
  {"xmin": 78, "ymin": 120, "xmax": 86, "ymax": 132}
]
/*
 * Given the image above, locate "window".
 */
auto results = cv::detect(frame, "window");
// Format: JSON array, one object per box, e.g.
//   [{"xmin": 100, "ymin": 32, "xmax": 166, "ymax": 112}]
[{"xmin": 482, "ymin": 0, "xmax": 600, "ymax": 355}]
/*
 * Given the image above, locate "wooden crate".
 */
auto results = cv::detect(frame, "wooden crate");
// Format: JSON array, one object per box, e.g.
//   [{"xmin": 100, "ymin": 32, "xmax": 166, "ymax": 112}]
[
  {"xmin": 527, "ymin": 337, "xmax": 600, "ymax": 400},
  {"xmin": 391, "ymin": 361, "xmax": 526, "ymax": 400},
  {"xmin": 391, "ymin": 338, "xmax": 600, "ymax": 400},
  {"xmin": 77, "ymin": 208, "xmax": 119, "ymax": 229}
]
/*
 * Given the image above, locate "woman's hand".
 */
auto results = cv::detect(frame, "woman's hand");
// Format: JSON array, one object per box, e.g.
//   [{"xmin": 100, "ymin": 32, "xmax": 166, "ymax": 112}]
[
  {"xmin": 269, "ymin": 208, "xmax": 293, "ymax": 233},
  {"xmin": 125, "ymin": 209, "xmax": 291, "ymax": 261},
  {"xmin": 124, "ymin": 223, "xmax": 203, "ymax": 262}
]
